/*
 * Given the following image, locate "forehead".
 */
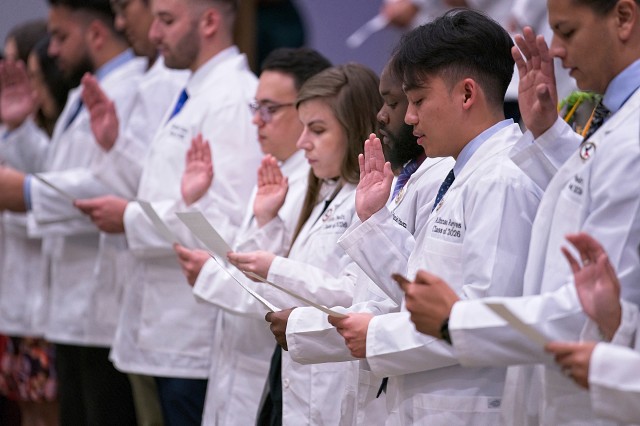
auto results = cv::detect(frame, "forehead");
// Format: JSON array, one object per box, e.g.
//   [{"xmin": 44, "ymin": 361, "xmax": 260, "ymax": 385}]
[
  {"xmin": 48, "ymin": 6, "xmax": 84, "ymax": 32},
  {"xmin": 548, "ymin": 0, "xmax": 595, "ymax": 23},
  {"xmin": 298, "ymin": 98, "xmax": 335, "ymax": 123},
  {"xmin": 256, "ymin": 70, "xmax": 297, "ymax": 99},
  {"xmin": 151, "ymin": 0, "xmax": 187, "ymax": 15},
  {"xmin": 379, "ymin": 69, "xmax": 403, "ymax": 95}
]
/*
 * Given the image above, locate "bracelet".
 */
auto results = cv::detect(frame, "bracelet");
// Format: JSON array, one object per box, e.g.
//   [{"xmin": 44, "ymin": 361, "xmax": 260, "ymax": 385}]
[{"xmin": 440, "ymin": 317, "xmax": 452, "ymax": 345}]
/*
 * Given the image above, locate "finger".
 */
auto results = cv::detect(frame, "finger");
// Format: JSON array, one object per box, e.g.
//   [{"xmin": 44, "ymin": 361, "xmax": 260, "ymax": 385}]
[
  {"xmin": 383, "ymin": 161, "xmax": 394, "ymax": 185},
  {"xmin": 265, "ymin": 311, "xmax": 273, "ymax": 323},
  {"xmin": 74, "ymin": 199, "xmax": 97, "ymax": 214},
  {"xmin": 545, "ymin": 341, "xmax": 577, "ymax": 355},
  {"xmin": 566, "ymin": 232, "xmax": 604, "ymax": 263},
  {"xmin": 358, "ymin": 153, "xmax": 365, "ymax": 181},
  {"xmin": 414, "ymin": 269, "xmax": 443, "ymax": 286},
  {"xmin": 372, "ymin": 137, "xmax": 385, "ymax": 172},
  {"xmin": 512, "ymin": 45, "xmax": 528, "ymax": 81},
  {"xmin": 392, "ymin": 273, "xmax": 411, "ymax": 292},
  {"xmin": 560, "ymin": 246, "xmax": 581, "ymax": 275},
  {"xmin": 363, "ymin": 139, "xmax": 372, "ymax": 174},
  {"xmin": 513, "ymin": 33, "xmax": 532, "ymax": 65},
  {"xmin": 523, "ymin": 27, "xmax": 540, "ymax": 70}
]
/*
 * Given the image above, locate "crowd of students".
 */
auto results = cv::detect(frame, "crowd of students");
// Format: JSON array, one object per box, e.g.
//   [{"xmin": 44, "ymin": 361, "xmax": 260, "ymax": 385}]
[{"xmin": 0, "ymin": 0, "xmax": 639, "ymax": 425}]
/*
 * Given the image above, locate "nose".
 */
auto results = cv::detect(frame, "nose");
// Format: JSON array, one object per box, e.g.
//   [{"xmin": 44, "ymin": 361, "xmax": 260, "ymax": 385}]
[
  {"xmin": 404, "ymin": 103, "xmax": 418, "ymax": 126},
  {"xmin": 296, "ymin": 129, "xmax": 311, "ymax": 151},
  {"xmin": 148, "ymin": 18, "xmax": 160, "ymax": 45},
  {"xmin": 548, "ymin": 34, "xmax": 564, "ymax": 60},
  {"xmin": 47, "ymin": 38, "xmax": 59, "ymax": 58},
  {"xmin": 252, "ymin": 109, "xmax": 265, "ymax": 127},
  {"xmin": 376, "ymin": 106, "xmax": 389, "ymax": 128}
]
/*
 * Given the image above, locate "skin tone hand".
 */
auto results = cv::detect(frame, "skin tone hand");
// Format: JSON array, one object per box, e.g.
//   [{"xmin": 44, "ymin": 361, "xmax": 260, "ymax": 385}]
[
  {"xmin": 74, "ymin": 195, "xmax": 128, "ymax": 233},
  {"xmin": 227, "ymin": 250, "xmax": 276, "ymax": 280},
  {"xmin": 265, "ymin": 307, "xmax": 296, "ymax": 350},
  {"xmin": 561, "ymin": 232, "xmax": 621, "ymax": 341},
  {"xmin": 396, "ymin": 270, "xmax": 460, "ymax": 339},
  {"xmin": 355, "ymin": 134, "xmax": 394, "ymax": 222},
  {"xmin": 380, "ymin": 0, "xmax": 418, "ymax": 28},
  {"xmin": 0, "ymin": 165, "xmax": 26, "ymax": 212},
  {"xmin": 253, "ymin": 155, "xmax": 289, "ymax": 227},
  {"xmin": 81, "ymin": 73, "xmax": 118, "ymax": 152},
  {"xmin": 174, "ymin": 244, "xmax": 209, "ymax": 286},
  {"xmin": 0, "ymin": 60, "xmax": 36, "ymax": 130},
  {"xmin": 328, "ymin": 313, "xmax": 373, "ymax": 359},
  {"xmin": 512, "ymin": 26, "xmax": 559, "ymax": 138},
  {"xmin": 181, "ymin": 134, "xmax": 214, "ymax": 206},
  {"xmin": 545, "ymin": 341, "xmax": 597, "ymax": 389}
]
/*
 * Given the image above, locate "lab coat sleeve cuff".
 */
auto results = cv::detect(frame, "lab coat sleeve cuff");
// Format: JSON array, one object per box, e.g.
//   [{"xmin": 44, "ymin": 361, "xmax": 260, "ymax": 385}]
[
  {"xmin": 286, "ymin": 307, "xmax": 355, "ymax": 364},
  {"xmin": 337, "ymin": 208, "xmax": 390, "ymax": 251}
]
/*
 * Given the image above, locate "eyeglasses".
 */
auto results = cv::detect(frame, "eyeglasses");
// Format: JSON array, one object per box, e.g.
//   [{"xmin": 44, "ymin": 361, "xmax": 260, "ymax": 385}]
[{"xmin": 249, "ymin": 100, "xmax": 294, "ymax": 123}]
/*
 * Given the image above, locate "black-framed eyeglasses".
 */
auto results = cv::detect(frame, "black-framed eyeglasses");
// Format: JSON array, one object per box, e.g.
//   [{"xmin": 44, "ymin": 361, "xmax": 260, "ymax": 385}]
[{"xmin": 249, "ymin": 100, "xmax": 295, "ymax": 123}]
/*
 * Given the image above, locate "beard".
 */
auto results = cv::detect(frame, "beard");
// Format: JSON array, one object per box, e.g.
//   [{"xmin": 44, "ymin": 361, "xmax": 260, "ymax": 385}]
[
  {"xmin": 61, "ymin": 53, "xmax": 93, "ymax": 88},
  {"xmin": 163, "ymin": 25, "xmax": 200, "ymax": 70},
  {"xmin": 381, "ymin": 123, "xmax": 424, "ymax": 171}
]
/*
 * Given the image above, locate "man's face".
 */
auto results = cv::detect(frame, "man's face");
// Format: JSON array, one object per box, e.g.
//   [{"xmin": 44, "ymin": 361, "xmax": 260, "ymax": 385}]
[
  {"xmin": 377, "ymin": 67, "xmax": 422, "ymax": 171},
  {"xmin": 149, "ymin": 0, "xmax": 200, "ymax": 70},
  {"xmin": 48, "ymin": 5, "xmax": 93, "ymax": 84},
  {"xmin": 404, "ymin": 75, "xmax": 462, "ymax": 159},
  {"xmin": 548, "ymin": 0, "xmax": 617, "ymax": 93},
  {"xmin": 112, "ymin": 0, "xmax": 156, "ymax": 58},
  {"xmin": 252, "ymin": 71, "xmax": 302, "ymax": 161}
]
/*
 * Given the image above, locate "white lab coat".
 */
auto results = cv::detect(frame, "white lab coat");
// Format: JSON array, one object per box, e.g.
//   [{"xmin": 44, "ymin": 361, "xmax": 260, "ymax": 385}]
[
  {"xmin": 448, "ymin": 89, "xmax": 640, "ymax": 426},
  {"xmin": 255, "ymin": 181, "xmax": 358, "ymax": 425},
  {"xmin": 286, "ymin": 156, "xmax": 453, "ymax": 425},
  {"xmin": 363, "ymin": 123, "xmax": 542, "ymax": 425},
  {"xmin": 0, "ymin": 122, "xmax": 49, "ymax": 336},
  {"xmin": 112, "ymin": 47, "xmax": 260, "ymax": 378},
  {"xmin": 194, "ymin": 150, "xmax": 309, "ymax": 426},
  {"xmin": 6, "ymin": 54, "xmax": 146, "ymax": 346}
]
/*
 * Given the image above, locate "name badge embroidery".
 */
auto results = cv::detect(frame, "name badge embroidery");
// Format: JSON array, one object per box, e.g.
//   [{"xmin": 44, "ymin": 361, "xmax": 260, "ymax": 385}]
[{"xmin": 322, "ymin": 206, "xmax": 334, "ymax": 222}]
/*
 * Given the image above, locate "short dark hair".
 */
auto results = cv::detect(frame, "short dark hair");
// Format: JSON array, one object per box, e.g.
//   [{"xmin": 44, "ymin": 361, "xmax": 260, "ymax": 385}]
[
  {"xmin": 391, "ymin": 8, "xmax": 514, "ymax": 107},
  {"xmin": 6, "ymin": 20, "xmax": 48, "ymax": 63},
  {"xmin": 260, "ymin": 47, "xmax": 332, "ymax": 90},
  {"xmin": 48, "ymin": 0, "xmax": 116, "ymax": 28}
]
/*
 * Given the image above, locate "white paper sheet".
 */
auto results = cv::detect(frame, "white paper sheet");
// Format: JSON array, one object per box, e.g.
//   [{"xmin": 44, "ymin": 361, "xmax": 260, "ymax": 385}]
[
  {"xmin": 209, "ymin": 255, "xmax": 279, "ymax": 312},
  {"xmin": 485, "ymin": 302, "xmax": 549, "ymax": 347},
  {"xmin": 137, "ymin": 199, "xmax": 179, "ymax": 244},
  {"xmin": 243, "ymin": 271, "xmax": 347, "ymax": 318},
  {"xmin": 175, "ymin": 211, "xmax": 232, "ymax": 259},
  {"xmin": 32, "ymin": 173, "xmax": 76, "ymax": 202},
  {"xmin": 346, "ymin": 14, "xmax": 389, "ymax": 48}
]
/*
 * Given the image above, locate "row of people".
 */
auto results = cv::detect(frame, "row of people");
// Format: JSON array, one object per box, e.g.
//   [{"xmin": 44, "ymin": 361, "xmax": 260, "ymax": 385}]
[{"xmin": 2, "ymin": 1, "xmax": 639, "ymax": 426}]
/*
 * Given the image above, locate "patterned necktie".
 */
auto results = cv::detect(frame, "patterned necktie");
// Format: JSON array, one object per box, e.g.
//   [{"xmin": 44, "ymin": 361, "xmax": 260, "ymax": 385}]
[
  {"xmin": 392, "ymin": 158, "xmax": 420, "ymax": 199},
  {"xmin": 583, "ymin": 101, "xmax": 611, "ymax": 141},
  {"xmin": 432, "ymin": 169, "xmax": 455, "ymax": 212},
  {"xmin": 168, "ymin": 88, "xmax": 189, "ymax": 122}
]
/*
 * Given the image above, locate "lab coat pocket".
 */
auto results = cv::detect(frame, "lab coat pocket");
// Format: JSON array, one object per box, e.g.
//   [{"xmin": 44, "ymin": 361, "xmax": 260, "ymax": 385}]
[
  {"xmin": 224, "ymin": 353, "xmax": 270, "ymax": 424},
  {"xmin": 310, "ymin": 362, "xmax": 349, "ymax": 425},
  {"xmin": 414, "ymin": 236, "xmax": 463, "ymax": 288},
  {"xmin": 412, "ymin": 393, "xmax": 502, "ymax": 426},
  {"xmin": 138, "ymin": 260, "xmax": 214, "ymax": 359}
]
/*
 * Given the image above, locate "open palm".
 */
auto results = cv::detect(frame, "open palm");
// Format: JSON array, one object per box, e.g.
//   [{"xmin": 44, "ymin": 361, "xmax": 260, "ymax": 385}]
[
  {"xmin": 0, "ymin": 60, "xmax": 36, "ymax": 129},
  {"xmin": 181, "ymin": 134, "xmax": 214, "ymax": 205},
  {"xmin": 253, "ymin": 155, "xmax": 288, "ymax": 227},
  {"xmin": 355, "ymin": 134, "xmax": 394, "ymax": 222},
  {"xmin": 82, "ymin": 73, "xmax": 118, "ymax": 151}
]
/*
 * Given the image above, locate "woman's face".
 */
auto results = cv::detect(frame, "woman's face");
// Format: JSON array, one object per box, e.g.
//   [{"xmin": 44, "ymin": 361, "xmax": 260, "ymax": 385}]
[
  {"xmin": 296, "ymin": 99, "xmax": 347, "ymax": 180},
  {"xmin": 27, "ymin": 52, "xmax": 58, "ymax": 120}
]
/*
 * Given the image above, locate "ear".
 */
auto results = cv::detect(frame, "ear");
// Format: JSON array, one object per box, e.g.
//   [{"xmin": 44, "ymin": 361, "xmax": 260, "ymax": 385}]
[
  {"xmin": 200, "ymin": 7, "xmax": 221, "ymax": 38},
  {"xmin": 86, "ymin": 19, "xmax": 107, "ymax": 52},
  {"xmin": 459, "ymin": 78, "xmax": 477, "ymax": 111},
  {"xmin": 615, "ymin": 0, "xmax": 637, "ymax": 42}
]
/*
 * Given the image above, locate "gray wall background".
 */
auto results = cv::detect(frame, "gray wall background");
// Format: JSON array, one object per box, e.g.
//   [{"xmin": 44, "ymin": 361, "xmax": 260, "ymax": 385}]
[{"xmin": 1, "ymin": 0, "xmax": 403, "ymax": 74}]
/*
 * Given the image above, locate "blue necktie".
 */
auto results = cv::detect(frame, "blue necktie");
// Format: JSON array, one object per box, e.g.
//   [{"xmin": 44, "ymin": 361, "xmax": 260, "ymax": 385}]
[
  {"xmin": 392, "ymin": 158, "xmax": 420, "ymax": 199},
  {"xmin": 583, "ymin": 101, "xmax": 610, "ymax": 141},
  {"xmin": 64, "ymin": 100, "xmax": 83, "ymax": 130},
  {"xmin": 432, "ymin": 169, "xmax": 455, "ymax": 212},
  {"xmin": 168, "ymin": 89, "xmax": 189, "ymax": 122}
]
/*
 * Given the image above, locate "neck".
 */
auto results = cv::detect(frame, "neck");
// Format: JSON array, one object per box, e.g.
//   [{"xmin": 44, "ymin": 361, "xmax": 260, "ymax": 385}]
[{"xmin": 92, "ymin": 40, "xmax": 129, "ymax": 71}]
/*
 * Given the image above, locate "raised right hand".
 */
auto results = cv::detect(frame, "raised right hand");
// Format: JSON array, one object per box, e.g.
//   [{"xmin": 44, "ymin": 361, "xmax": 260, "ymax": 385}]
[
  {"xmin": 253, "ymin": 155, "xmax": 288, "ymax": 227},
  {"xmin": 81, "ymin": 73, "xmax": 119, "ymax": 151},
  {"xmin": 181, "ymin": 134, "xmax": 214, "ymax": 206},
  {"xmin": 355, "ymin": 134, "xmax": 393, "ymax": 222},
  {"xmin": 0, "ymin": 60, "xmax": 36, "ymax": 130},
  {"xmin": 513, "ymin": 27, "xmax": 559, "ymax": 138}
]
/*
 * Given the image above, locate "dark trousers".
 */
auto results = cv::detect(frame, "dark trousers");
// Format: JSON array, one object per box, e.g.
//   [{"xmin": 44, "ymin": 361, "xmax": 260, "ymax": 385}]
[
  {"xmin": 153, "ymin": 376, "xmax": 207, "ymax": 426},
  {"xmin": 55, "ymin": 343, "xmax": 137, "ymax": 426},
  {"xmin": 257, "ymin": 345, "xmax": 282, "ymax": 426}
]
